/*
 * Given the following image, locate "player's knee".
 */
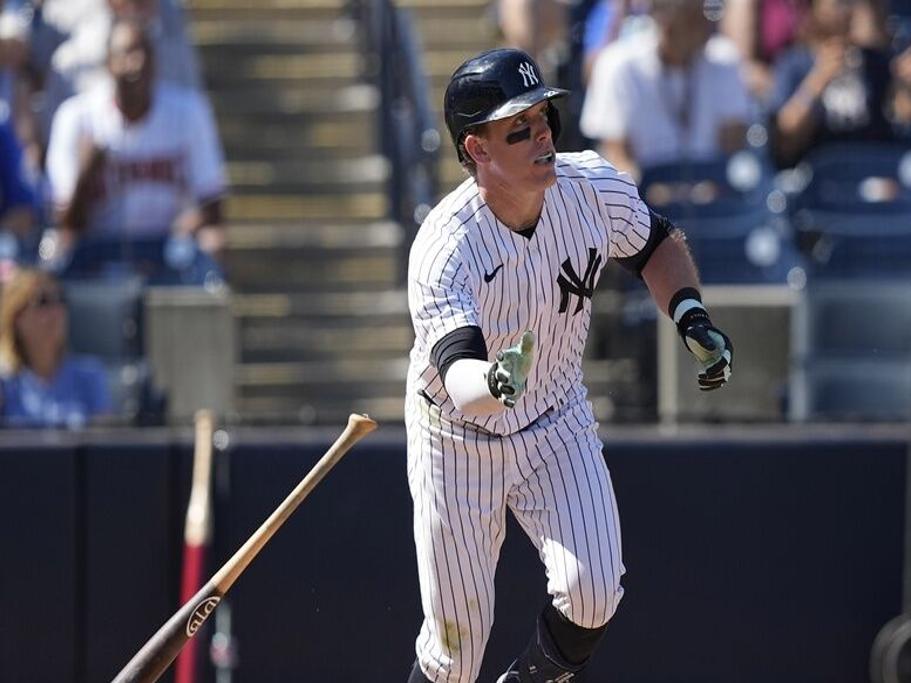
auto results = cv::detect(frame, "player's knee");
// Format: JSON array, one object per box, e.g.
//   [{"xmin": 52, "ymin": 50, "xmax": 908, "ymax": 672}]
[{"xmin": 559, "ymin": 568, "xmax": 624, "ymax": 629}]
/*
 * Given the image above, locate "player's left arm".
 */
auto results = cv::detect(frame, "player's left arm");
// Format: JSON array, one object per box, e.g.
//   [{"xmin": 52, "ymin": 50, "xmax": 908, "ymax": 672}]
[
  {"xmin": 594, "ymin": 159, "xmax": 733, "ymax": 389},
  {"xmin": 639, "ymin": 228, "xmax": 734, "ymax": 391}
]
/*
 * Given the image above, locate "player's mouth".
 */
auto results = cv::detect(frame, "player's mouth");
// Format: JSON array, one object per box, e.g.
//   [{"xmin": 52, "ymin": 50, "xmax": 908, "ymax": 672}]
[{"xmin": 534, "ymin": 151, "xmax": 555, "ymax": 166}]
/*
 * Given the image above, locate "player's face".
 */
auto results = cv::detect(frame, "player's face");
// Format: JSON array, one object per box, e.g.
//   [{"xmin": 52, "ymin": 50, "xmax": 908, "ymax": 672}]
[{"xmin": 475, "ymin": 101, "xmax": 557, "ymax": 191}]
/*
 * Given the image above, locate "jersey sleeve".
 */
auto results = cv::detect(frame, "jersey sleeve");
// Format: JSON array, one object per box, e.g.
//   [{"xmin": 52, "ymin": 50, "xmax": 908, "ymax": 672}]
[
  {"xmin": 408, "ymin": 231, "xmax": 481, "ymax": 354},
  {"xmin": 184, "ymin": 91, "xmax": 226, "ymax": 203},
  {"xmin": 571, "ymin": 151, "xmax": 652, "ymax": 260},
  {"xmin": 45, "ymin": 95, "xmax": 84, "ymax": 210}
]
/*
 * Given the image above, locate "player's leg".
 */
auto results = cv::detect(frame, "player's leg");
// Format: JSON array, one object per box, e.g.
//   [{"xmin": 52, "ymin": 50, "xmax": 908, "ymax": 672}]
[
  {"xmin": 406, "ymin": 404, "xmax": 510, "ymax": 683},
  {"xmin": 501, "ymin": 405, "xmax": 624, "ymax": 680}
]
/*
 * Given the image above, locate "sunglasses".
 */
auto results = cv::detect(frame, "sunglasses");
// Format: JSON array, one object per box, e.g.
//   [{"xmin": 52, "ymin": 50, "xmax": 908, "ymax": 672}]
[{"xmin": 27, "ymin": 290, "xmax": 67, "ymax": 310}]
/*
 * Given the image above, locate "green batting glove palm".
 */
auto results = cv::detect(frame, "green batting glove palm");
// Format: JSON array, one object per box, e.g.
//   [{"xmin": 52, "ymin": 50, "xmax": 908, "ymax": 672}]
[
  {"xmin": 487, "ymin": 330, "xmax": 536, "ymax": 408},
  {"xmin": 683, "ymin": 325, "xmax": 733, "ymax": 391}
]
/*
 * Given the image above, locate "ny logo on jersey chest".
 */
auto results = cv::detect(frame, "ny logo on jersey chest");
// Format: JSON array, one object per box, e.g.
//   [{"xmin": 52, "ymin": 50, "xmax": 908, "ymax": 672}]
[{"xmin": 557, "ymin": 248, "xmax": 602, "ymax": 314}]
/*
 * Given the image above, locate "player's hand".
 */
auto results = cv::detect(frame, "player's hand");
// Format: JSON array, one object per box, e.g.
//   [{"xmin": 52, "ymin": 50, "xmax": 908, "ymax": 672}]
[
  {"xmin": 683, "ymin": 323, "xmax": 733, "ymax": 391},
  {"xmin": 487, "ymin": 330, "xmax": 535, "ymax": 408}
]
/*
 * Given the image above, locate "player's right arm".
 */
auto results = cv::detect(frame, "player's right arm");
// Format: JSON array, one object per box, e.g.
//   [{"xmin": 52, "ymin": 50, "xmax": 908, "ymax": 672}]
[
  {"xmin": 408, "ymin": 229, "xmax": 533, "ymax": 415},
  {"xmin": 435, "ymin": 329, "xmax": 535, "ymax": 414}
]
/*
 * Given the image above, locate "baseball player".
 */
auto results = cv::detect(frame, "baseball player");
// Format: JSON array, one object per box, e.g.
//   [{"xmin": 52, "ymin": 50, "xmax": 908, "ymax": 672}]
[{"xmin": 405, "ymin": 48, "xmax": 733, "ymax": 683}]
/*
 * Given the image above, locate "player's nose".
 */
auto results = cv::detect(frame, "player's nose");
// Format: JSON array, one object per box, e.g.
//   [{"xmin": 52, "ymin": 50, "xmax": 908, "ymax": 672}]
[{"xmin": 534, "ymin": 117, "xmax": 552, "ymax": 143}]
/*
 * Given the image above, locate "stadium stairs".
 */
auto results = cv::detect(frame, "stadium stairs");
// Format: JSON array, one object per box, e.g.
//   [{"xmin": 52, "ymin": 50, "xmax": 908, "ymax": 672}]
[{"xmin": 186, "ymin": 0, "xmax": 493, "ymax": 425}]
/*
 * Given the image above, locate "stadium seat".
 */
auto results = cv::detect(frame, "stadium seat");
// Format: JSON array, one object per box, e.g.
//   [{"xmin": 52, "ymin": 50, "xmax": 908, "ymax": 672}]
[
  {"xmin": 791, "ymin": 360, "xmax": 911, "ymax": 421},
  {"xmin": 60, "ymin": 235, "xmax": 224, "ymax": 286},
  {"xmin": 787, "ymin": 143, "xmax": 911, "ymax": 278},
  {"xmin": 65, "ymin": 276, "xmax": 144, "ymax": 360},
  {"xmin": 63, "ymin": 276, "xmax": 165, "ymax": 424},
  {"xmin": 790, "ymin": 279, "xmax": 911, "ymax": 421},
  {"xmin": 639, "ymin": 152, "xmax": 803, "ymax": 284}
]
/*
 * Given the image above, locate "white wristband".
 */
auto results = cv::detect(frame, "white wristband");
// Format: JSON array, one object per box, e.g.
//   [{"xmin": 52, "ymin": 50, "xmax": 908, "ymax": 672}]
[{"xmin": 671, "ymin": 298, "xmax": 705, "ymax": 325}]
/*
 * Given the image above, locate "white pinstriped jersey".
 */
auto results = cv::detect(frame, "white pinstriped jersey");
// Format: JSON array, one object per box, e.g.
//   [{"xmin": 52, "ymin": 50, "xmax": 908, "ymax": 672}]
[{"xmin": 407, "ymin": 150, "xmax": 651, "ymax": 435}]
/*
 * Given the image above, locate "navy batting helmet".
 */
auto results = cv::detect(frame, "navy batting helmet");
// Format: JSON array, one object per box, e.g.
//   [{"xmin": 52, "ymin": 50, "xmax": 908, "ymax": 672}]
[{"xmin": 444, "ymin": 48, "xmax": 568, "ymax": 164}]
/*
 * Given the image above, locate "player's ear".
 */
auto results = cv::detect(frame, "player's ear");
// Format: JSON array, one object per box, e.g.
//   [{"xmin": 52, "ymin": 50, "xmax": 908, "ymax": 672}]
[{"xmin": 463, "ymin": 133, "xmax": 490, "ymax": 166}]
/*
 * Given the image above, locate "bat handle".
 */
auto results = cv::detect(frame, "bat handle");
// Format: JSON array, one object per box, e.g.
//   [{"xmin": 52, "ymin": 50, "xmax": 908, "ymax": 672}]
[{"xmin": 111, "ymin": 581, "xmax": 223, "ymax": 683}]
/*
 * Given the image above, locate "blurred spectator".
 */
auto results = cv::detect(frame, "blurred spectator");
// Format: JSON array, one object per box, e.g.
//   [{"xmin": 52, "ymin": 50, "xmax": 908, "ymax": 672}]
[
  {"xmin": 0, "ymin": 0, "xmax": 29, "ymax": 118},
  {"xmin": 769, "ymin": 0, "xmax": 911, "ymax": 168},
  {"xmin": 497, "ymin": 0, "xmax": 573, "ymax": 81},
  {"xmin": 0, "ymin": 267, "xmax": 111, "ymax": 427},
  {"xmin": 721, "ymin": 0, "xmax": 809, "ymax": 102},
  {"xmin": 33, "ymin": 0, "xmax": 201, "ymax": 158},
  {"xmin": 0, "ymin": 0, "xmax": 42, "ymax": 173},
  {"xmin": 580, "ymin": 0, "xmax": 751, "ymax": 178},
  {"xmin": 29, "ymin": 0, "xmax": 100, "ymax": 75},
  {"xmin": 43, "ymin": 18, "xmax": 226, "ymax": 278},
  {"xmin": 581, "ymin": 0, "xmax": 651, "ymax": 83},
  {"xmin": 0, "ymin": 116, "xmax": 36, "ymax": 243}
]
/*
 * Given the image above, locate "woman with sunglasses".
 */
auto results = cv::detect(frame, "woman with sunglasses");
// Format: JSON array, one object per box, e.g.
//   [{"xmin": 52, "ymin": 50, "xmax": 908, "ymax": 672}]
[{"xmin": 0, "ymin": 268, "xmax": 111, "ymax": 428}]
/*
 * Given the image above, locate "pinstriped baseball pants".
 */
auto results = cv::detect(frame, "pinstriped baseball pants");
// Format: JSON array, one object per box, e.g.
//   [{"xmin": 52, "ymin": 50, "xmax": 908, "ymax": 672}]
[{"xmin": 406, "ymin": 394, "xmax": 625, "ymax": 683}]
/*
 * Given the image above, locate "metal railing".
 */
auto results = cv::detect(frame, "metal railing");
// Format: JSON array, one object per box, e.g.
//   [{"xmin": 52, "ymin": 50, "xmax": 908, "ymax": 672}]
[{"xmin": 357, "ymin": 0, "xmax": 440, "ymax": 268}]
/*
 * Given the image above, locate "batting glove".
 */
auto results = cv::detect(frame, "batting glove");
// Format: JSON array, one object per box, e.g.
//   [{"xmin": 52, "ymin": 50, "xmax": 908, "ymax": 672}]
[
  {"xmin": 487, "ymin": 330, "xmax": 535, "ymax": 408},
  {"xmin": 670, "ymin": 289, "xmax": 733, "ymax": 391}
]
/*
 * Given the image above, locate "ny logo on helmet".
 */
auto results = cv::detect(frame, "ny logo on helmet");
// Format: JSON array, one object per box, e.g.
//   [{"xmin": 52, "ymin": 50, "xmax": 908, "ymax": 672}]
[{"xmin": 518, "ymin": 62, "xmax": 539, "ymax": 88}]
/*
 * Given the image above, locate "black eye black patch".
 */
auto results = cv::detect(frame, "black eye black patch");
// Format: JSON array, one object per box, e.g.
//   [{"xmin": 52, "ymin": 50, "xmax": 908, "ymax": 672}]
[{"xmin": 505, "ymin": 127, "xmax": 531, "ymax": 145}]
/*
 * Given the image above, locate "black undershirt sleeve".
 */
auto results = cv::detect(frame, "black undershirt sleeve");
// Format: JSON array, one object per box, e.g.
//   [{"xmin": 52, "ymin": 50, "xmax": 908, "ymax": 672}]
[
  {"xmin": 430, "ymin": 325, "xmax": 489, "ymax": 382},
  {"xmin": 614, "ymin": 208, "xmax": 673, "ymax": 277}
]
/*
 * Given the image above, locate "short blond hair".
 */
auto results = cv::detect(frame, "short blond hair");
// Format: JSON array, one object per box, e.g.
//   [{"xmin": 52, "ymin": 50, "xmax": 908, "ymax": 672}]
[{"xmin": 0, "ymin": 269, "xmax": 61, "ymax": 373}]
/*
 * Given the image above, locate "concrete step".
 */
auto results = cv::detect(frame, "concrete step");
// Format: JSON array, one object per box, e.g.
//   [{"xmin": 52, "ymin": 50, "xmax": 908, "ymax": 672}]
[
  {"xmin": 217, "ymin": 117, "xmax": 376, "ymax": 158},
  {"xmin": 226, "ymin": 192, "xmax": 386, "ymax": 222},
  {"xmin": 413, "ymin": 16, "xmax": 497, "ymax": 48},
  {"xmin": 232, "ymin": 289, "xmax": 408, "ymax": 319},
  {"xmin": 224, "ymin": 249, "xmax": 398, "ymax": 292},
  {"xmin": 188, "ymin": 0, "xmax": 346, "ymax": 7},
  {"xmin": 225, "ymin": 220, "xmax": 401, "ymax": 250},
  {"xmin": 186, "ymin": 0, "xmax": 351, "ymax": 22},
  {"xmin": 397, "ymin": 0, "xmax": 489, "ymax": 14},
  {"xmin": 204, "ymin": 52, "xmax": 363, "ymax": 87},
  {"xmin": 239, "ymin": 318, "xmax": 412, "ymax": 362},
  {"xmin": 237, "ymin": 357, "xmax": 406, "ymax": 385},
  {"xmin": 226, "ymin": 155, "xmax": 389, "ymax": 193},
  {"xmin": 209, "ymin": 83, "xmax": 378, "ymax": 116},
  {"xmin": 191, "ymin": 17, "xmax": 357, "ymax": 48}
]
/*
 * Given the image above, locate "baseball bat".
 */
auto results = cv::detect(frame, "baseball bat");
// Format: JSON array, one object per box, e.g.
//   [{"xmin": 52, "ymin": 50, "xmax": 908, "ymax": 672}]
[
  {"xmin": 111, "ymin": 413, "xmax": 378, "ymax": 683},
  {"xmin": 174, "ymin": 410, "xmax": 216, "ymax": 683}
]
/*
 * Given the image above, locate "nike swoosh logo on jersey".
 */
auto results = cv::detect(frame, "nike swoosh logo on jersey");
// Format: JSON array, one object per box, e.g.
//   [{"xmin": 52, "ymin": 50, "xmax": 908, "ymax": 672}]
[{"xmin": 483, "ymin": 264, "xmax": 504, "ymax": 283}]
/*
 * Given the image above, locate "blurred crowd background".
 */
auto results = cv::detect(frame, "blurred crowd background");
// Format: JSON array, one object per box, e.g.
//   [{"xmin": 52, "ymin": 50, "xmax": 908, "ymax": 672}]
[{"xmin": 0, "ymin": 0, "xmax": 909, "ymax": 429}]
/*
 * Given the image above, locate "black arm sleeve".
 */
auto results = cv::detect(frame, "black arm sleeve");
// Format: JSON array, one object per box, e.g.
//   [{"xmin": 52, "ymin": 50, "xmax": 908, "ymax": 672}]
[
  {"xmin": 614, "ymin": 208, "xmax": 673, "ymax": 277},
  {"xmin": 430, "ymin": 325, "xmax": 489, "ymax": 383}
]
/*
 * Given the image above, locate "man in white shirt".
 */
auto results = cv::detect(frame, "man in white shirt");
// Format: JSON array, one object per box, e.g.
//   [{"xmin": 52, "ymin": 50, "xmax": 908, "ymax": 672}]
[
  {"xmin": 37, "ymin": 0, "xmax": 201, "ymax": 147},
  {"xmin": 580, "ymin": 0, "xmax": 751, "ymax": 179},
  {"xmin": 45, "ymin": 18, "xmax": 225, "ymax": 272}
]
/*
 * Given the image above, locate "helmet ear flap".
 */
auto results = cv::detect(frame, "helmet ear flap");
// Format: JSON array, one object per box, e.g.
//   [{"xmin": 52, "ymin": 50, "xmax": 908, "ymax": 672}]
[{"xmin": 546, "ymin": 102, "xmax": 561, "ymax": 143}]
